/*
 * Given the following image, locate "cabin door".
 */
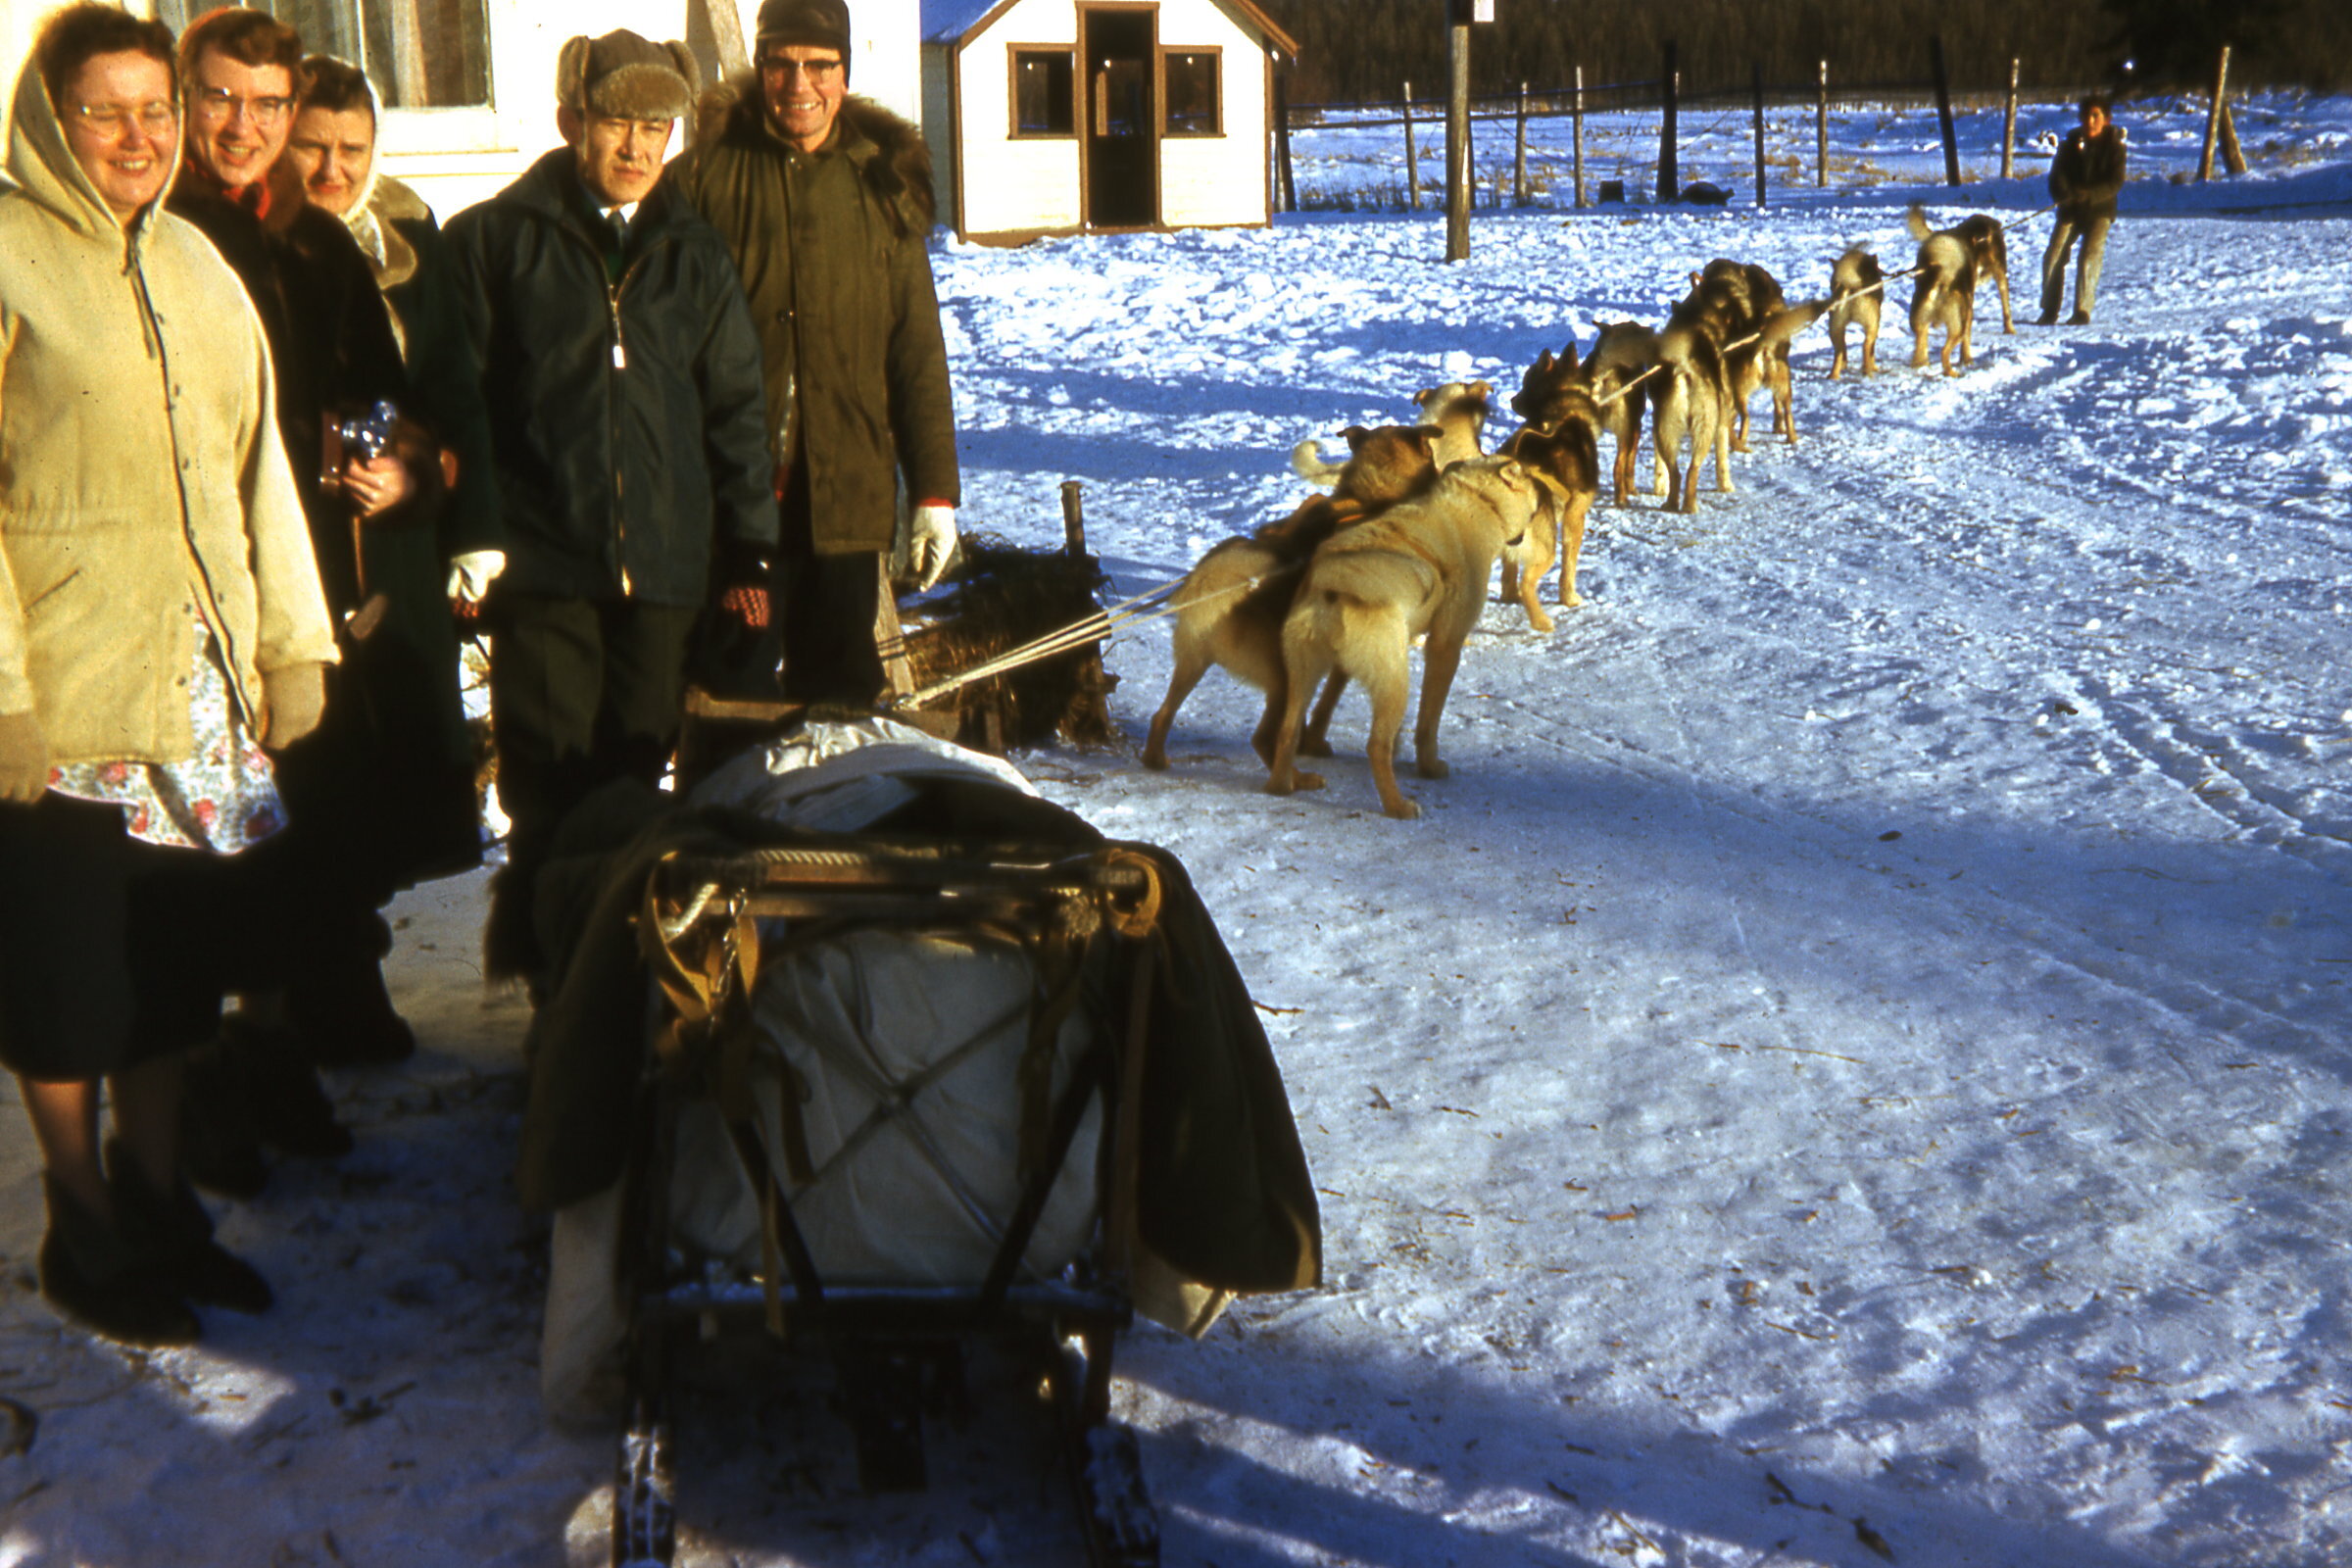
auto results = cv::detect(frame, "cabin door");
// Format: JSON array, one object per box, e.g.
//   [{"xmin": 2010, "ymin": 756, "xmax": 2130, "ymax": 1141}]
[{"xmin": 1079, "ymin": 6, "xmax": 1156, "ymax": 228}]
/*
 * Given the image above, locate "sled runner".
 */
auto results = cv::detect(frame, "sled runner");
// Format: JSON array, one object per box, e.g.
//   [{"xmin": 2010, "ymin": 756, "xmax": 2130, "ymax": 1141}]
[{"xmin": 522, "ymin": 720, "xmax": 1320, "ymax": 1568}]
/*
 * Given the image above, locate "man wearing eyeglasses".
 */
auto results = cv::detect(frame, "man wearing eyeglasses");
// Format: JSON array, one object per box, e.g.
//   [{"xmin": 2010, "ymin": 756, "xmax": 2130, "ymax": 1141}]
[
  {"xmin": 166, "ymin": 10, "xmax": 474, "ymax": 1111},
  {"xmin": 669, "ymin": 0, "xmax": 961, "ymax": 708},
  {"xmin": 443, "ymin": 31, "xmax": 777, "ymax": 986}
]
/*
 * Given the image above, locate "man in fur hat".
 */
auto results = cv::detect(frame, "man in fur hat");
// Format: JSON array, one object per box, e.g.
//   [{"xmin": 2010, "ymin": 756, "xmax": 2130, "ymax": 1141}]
[
  {"xmin": 445, "ymin": 30, "xmax": 778, "ymax": 982},
  {"xmin": 669, "ymin": 0, "xmax": 961, "ymax": 707}
]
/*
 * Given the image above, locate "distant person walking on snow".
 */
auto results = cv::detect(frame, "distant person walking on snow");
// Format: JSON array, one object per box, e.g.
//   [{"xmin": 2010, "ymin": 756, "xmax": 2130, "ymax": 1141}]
[{"xmin": 2037, "ymin": 95, "xmax": 2126, "ymax": 326}]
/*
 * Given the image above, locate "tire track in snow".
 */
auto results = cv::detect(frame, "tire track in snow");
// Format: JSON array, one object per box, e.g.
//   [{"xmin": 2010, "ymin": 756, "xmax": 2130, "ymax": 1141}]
[
  {"xmin": 2039, "ymin": 669, "xmax": 2352, "ymax": 876},
  {"xmin": 1474, "ymin": 656, "xmax": 2345, "ymax": 1072}
]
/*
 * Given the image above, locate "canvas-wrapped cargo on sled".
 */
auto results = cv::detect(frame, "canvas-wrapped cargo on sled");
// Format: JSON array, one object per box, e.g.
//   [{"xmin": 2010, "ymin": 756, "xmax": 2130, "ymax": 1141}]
[{"xmin": 516, "ymin": 718, "xmax": 1320, "ymax": 1566}]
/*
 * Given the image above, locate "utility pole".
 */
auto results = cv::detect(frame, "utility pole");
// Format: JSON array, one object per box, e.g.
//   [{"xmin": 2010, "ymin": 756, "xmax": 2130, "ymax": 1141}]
[{"xmin": 1445, "ymin": 0, "xmax": 1478, "ymax": 261}]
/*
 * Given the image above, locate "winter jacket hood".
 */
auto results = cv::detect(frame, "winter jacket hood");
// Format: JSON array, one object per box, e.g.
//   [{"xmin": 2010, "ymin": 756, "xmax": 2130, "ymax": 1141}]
[
  {"xmin": 4, "ymin": 50, "xmax": 134, "ymax": 241},
  {"xmin": 693, "ymin": 78, "xmax": 937, "ymax": 236},
  {"xmin": 0, "ymin": 57, "xmax": 337, "ymax": 760}
]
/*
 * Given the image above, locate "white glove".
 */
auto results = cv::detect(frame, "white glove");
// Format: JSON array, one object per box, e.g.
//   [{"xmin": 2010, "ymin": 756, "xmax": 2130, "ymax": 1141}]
[
  {"xmin": 445, "ymin": 549, "xmax": 507, "ymax": 605},
  {"xmin": 908, "ymin": 504, "xmax": 957, "ymax": 592}
]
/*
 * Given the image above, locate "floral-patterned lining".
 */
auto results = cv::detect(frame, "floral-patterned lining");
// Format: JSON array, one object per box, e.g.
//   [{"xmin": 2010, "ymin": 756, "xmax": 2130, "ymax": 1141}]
[{"xmin": 49, "ymin": 609, "xmax": 287, "ymax": 854}]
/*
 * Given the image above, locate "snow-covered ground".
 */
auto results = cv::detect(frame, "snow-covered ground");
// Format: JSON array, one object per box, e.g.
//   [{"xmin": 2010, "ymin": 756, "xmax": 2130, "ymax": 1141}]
[{"xmin": 4, "ymin": 95, "xmax": 2351, "ymax": 1568}]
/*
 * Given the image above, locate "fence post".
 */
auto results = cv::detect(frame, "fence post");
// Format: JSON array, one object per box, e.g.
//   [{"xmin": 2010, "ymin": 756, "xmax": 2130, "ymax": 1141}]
[
  {"xmin": 2199, "ymin": 44, "xmax": 2231, "ymax": 179},
  {"xmin": 1446, "ymin": 6, "xmax": 1471, "ymax": 260},
  {"xmin": 1658, "ymin": 40, "xmax": 1679, "ymax": 202},
  {"xmin": 2001, "ymin": 58, "xmax": 2019, "ymax": 179},
  {"xmin": 1272, "ymin": 59, "xmax": 1296, "ymax": 214},
  {"xmin": 1751, "ymin": 60, "xmax": 1766, "ymax": 207},
  {"xmin": 1930, "ymin": 34, "xmax": 1961, "ymax": 186},
  {"xmin": 1515, "ymin": 80, "xmax": 1530, "ymax": 206},
  {"xmin": 1403, "ymin": 79, "xmax": 1419, "ymax": 210},
  {"xmin": 1573, "ymin": 65, "xmax": 1586, "ymax": 206},
  {"xmin": 1816, "ymin": 59, "xmax": 1828, "ymax": 186},
  {"xmin": 2218, "ymin": 97, "xmax": 2247, "ymax": 174}
]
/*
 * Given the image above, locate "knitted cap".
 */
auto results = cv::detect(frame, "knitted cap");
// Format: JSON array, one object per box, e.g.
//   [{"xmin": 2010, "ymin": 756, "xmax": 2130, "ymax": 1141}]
[
  {"xmin": 555, "ymin": 29, "xmax": 695, "ymax": 120},
  {"xmin": 754, "ymin": 0, "xmax": 851, "ymax": 55}
]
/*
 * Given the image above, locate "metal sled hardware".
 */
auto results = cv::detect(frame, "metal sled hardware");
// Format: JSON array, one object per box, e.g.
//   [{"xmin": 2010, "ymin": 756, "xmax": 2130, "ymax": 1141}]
[
  {"xmin": 611, "ymin": 842, "xmax": 1166, "ymax": 1568},
  {"xmin": 653, "ymin": 841, "xmax": 1159, "ymax": 930}
]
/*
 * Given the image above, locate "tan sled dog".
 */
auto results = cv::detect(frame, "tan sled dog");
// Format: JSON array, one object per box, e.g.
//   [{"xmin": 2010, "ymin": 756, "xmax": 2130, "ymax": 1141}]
[
  {"xmin": 1142, "ymin": 425, "xmax": 1442, "ymax": 770},
  {"xmin": 1906, "ymin": 204, "xmax": 1981, "ymax": 375},
  {"xmin": 1265, "ymin": 457, "xmax": 1543, "ymax": 819},
  {"xmin": 1410, "ymin": 380, "xmax": 1494, "ymax": 466},
  {"xmin": 1827, "ymin": 246, "xmax": 1884, "ymax": 378}
]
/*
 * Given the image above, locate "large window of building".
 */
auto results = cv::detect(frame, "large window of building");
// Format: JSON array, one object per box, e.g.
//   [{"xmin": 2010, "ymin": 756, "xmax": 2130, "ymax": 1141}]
[
  {"xmin": 1160, "ymin": 48, "xmax": 1219, "ymax": 136},
  {"xmin": 1010, "ymin": 47, "xmax": 1074, "ymax": 137},
  {"xmin": 158, "ymin": 0, "xmax": 492, "ymax": 108}
]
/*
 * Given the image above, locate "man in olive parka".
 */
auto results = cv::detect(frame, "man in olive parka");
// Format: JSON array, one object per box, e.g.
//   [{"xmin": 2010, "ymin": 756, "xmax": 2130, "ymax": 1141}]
[{"xmin": 668, "ymin": 0, "xmax": 960, "ymax": 707}]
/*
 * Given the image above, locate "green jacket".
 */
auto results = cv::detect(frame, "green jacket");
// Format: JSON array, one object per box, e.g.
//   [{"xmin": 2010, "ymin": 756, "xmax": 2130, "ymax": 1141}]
[{"xmin": 670, "ymin": 88, "xmax": 959, "ymax": 555}]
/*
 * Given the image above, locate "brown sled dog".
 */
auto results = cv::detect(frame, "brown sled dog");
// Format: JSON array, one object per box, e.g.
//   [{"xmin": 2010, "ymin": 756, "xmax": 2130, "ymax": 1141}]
[
  {"xmin": 1141, "ymin": 425, "xmax": 1442, "ymax": 770},
  {"xmin": 1265, "ymin": 457, "xmax": 1544, "ymax": 820},
  {"xmin": 1580, "ymin": 321, "xmax": 1659, "ymax": 506},
  {"xmin": 1952, "ymin": 214, "xmax": 2015, "ymax": 334},
  {"xmin": 1691, "ymin": 260, "xmax": 1829, "ymax": 448},
  {"xmin": 1652, "ymin": 279, "xmax": 1738, "ymax": 511},
  {"xmin": 1495, "ymin": 423, "xmax": 1597, "ymax": 632},
  {"xmin": 1827, "ymin": 246, "xmax": 1884, "ymax": 378},
  {"xmin": 1505, "ymin": 344, "xmax": 1606, "ymax": 627},
  {"xmin": 1905, "ymin": 205, "xmax": 1983, "ymax": 375}
]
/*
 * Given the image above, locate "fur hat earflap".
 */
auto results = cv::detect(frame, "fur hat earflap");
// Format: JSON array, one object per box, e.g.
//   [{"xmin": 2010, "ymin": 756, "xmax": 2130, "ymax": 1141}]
[{"xmin": 556, "ymin": 29, "xmax": 696, "ymax": 121}]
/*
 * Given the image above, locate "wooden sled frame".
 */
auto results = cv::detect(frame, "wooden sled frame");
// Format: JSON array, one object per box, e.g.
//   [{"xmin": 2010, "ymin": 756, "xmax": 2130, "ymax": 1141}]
[{"xmin": 608, "ymin": 841, "xmax": 1166, "ymax": 1568}]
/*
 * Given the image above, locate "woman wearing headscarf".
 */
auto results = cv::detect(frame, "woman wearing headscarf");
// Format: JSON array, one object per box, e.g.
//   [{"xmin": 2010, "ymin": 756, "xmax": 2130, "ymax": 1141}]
[
  {"xmin": 168, "ymin": 10, "xmax": 483, "ymax": 1082},
  {"xmin": 286, "ymin": 53, "xmax": 503, "ymax": 618},
  {"xmin": 0, "ymin": 2, "xmax": 337, "ymax": 1343}
]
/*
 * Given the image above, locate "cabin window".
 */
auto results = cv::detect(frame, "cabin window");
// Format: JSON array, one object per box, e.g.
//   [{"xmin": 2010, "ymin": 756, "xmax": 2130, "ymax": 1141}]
[
  {"xmin": 1011, "ymin": 48, "xmax": 1076, "ymax": 137},
  {"xmin": 155, "ymin": 0, "xmax": 492, "ymax": 107},
  {"xmin": 1161, "ymin": 49, "xmax": 1219, "ymax": 136}
]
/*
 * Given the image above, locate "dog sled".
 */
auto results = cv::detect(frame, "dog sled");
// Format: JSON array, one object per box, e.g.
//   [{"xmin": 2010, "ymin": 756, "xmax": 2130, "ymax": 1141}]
[{"xmin": 520, "ymin": 717, "xmax": 1320, "ymax": 1567}]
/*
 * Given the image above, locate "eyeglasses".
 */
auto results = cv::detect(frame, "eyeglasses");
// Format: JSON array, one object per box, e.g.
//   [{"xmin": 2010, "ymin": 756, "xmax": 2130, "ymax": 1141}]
[
  {"xmin": 192, "ymin": 86, "xmax": 294, "ymax": 124},
  {"xmin": 759, "ymin": 56, "xmax": 843, "ymax": 81},
  {"xmin": 72, "ymin": 100, "xmax": 177, "ymax": 136}
]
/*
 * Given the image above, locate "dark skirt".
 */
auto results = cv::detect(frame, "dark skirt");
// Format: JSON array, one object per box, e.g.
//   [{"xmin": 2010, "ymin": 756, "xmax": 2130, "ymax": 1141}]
[{"xmin": 0, "ymin": 794, "xmax": 225, "ymax": 1080}]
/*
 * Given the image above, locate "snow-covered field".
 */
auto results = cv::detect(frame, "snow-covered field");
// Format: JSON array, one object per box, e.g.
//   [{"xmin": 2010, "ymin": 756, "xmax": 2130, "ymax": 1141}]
[{"xmin": 3, "ymin": 96, "xmax": 2351, "ymax": 1567}]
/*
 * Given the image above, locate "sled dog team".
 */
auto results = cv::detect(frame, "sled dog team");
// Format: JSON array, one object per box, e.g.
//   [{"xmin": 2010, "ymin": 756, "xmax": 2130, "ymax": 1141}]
[{"xmin": 1146, "ymin": 214, "xmax": 2017, "ymax": 819}]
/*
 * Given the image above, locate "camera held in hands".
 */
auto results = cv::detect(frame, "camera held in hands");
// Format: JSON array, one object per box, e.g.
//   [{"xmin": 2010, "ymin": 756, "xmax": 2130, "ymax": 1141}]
[{"xmin": 337, "ymin": 400, "xmax": 400, "ymax": 464}]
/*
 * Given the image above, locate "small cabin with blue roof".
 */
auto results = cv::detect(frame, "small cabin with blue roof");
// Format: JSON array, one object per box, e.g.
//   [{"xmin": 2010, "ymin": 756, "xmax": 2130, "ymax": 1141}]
[{"xmin": 920, "ymin": 0, "xmax": 1298, "ymax": 242}]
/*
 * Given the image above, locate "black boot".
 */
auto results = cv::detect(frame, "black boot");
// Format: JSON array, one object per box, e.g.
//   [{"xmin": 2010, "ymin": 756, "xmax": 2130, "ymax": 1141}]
[
  {"xmin": 288, "ymin": 951, "xmax": 416, "ymax": 1067},
  {"xmin": 229, "ymin": 1018, "xmax": 356, "ymax": 1159},
  {"xmin": 179, "ymin": 1030, "xmax": 270, "ymax": 1200},
  {"xmin": 106, "ymin": 1143, "xmax": 273, "ymax": 1315},
  {"xmin": 37, "ymin": 1176, "xmax": 200, "ymax": 1346}
]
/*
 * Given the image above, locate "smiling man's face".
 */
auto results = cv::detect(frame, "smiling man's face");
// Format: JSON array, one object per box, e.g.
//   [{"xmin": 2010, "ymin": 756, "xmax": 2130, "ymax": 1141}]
[
  {"xmin": 760, "ymin": 43, "xmax": 845, "ymax": 153},
  {"xmin": 184, "ymin": 46, "xmax": 294, "ymax": 190}
]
